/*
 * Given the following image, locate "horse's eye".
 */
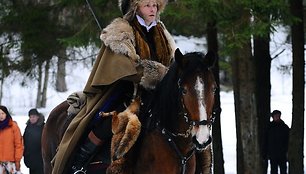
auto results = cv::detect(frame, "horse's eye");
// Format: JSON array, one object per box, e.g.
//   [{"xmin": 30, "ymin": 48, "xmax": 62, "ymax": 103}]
[
  {"xmin": 213, "ymin": 87, "xmax": 217, "ymax": 94},
  {"xmin": 182, "ymin": 88, "xmax": 187, "ymax": 95}
]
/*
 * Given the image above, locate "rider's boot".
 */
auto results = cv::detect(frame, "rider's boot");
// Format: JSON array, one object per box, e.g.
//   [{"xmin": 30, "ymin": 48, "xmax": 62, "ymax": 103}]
[{"xmin": 70, "ymin": 131, "xmax": 103, "ymax": 174}]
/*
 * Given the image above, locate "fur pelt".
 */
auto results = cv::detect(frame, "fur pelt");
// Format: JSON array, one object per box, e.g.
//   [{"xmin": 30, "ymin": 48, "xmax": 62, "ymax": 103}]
[
  {"xmin": 118, "ymin": 0, "xmax": 168, "ymax": 21},
  {"xmin": 100, "ymin": 18, "xmax": 139, "ymax": 61},
  {"xmin": 101, "ymin": 98, "xmax": 141, "ymax": 174}
]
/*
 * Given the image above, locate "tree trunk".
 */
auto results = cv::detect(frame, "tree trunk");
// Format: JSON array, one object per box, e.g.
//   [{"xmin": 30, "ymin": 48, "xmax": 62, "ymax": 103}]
[
  {"xmin": 41, "ymin": 59, "xmax": 50, "ymax": 107},
  {"xmin": 206, "ymin": 20, "xmax": 225, "ymax": 174},
  {"xmin": 36, "ymin": 64, "xmax": 43, "ymax": 108},
  {"xmin": 0, "ymin": 77, "xmax": 3, "ymax": 104},
  {"xmin": 232, "ymin": 10, "xmax": 262, "ymax": 174},
  {"xmin": 288, "ymin": 0, "xmax": 305, "ymax": 173},
  {"xmin": 56, "ymin": 48, "xmax": 67, "ymax": 92},
  {"xmin": 254, "ymin": 34, "xmax": 271, "ymax": 174}
]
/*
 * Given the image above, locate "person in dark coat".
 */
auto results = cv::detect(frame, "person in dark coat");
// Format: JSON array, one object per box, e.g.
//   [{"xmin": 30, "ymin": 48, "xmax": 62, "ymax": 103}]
[
  {"xmin": 23, "ymin": 108, "xmax": 45, "ymax": 174},
  {"xmin": 266, "ymin": 110, "xmax": 290, "ymax": 174}
]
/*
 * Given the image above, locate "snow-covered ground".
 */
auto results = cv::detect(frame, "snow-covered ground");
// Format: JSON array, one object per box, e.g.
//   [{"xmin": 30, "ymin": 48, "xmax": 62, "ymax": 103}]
[{"xmin": 2, "ymin": 30, "xmax": 304, "ymax": 174}]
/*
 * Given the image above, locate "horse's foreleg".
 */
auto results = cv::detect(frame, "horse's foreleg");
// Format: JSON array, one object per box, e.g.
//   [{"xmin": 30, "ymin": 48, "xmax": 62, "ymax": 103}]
[{"xmin": 195, "ymin": 144, "xmax": 212, "ymax": 174}]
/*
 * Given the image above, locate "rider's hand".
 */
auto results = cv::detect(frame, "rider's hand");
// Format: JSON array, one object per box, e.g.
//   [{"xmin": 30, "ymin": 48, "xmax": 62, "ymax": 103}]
[{"xmin": 137, "ymin": 59, "xmax": 168, "ymax": 90}]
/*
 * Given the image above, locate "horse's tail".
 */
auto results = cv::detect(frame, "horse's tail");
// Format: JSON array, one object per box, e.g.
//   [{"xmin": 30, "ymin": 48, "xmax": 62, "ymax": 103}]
[{"xmin": 42, "ymin": 101, "xmax": 70, "ymax": 174}]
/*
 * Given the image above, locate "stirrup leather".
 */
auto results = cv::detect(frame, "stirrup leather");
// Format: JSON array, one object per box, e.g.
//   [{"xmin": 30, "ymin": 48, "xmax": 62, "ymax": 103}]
[{"xmin": 72, "ymin": 167, "xmax": 87, "ymax": 174}]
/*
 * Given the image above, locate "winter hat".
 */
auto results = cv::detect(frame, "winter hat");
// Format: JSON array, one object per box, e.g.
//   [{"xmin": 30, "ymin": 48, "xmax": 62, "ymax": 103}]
[
  {"xmin": 119, "ymin": 0, "xmax": 168, "ymax": 21},
  {"xmin": 28, "ymin": 108, "xmax": 39, "ymax": 116},
  {"xmin": 271, "ymin": 110, "xmax": 281, "ymax": 117}
]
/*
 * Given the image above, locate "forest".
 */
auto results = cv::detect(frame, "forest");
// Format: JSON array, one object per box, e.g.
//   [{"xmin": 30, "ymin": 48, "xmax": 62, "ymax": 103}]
[{"xmin": 0, "ymin": 0, "xmax": 305, "ymax": 173}]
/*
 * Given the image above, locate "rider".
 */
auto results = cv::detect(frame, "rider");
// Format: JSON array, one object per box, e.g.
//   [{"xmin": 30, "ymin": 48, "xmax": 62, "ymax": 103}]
[{"xmin": 51, "ymin": 0, "xmax": 176, "ymax": 173}]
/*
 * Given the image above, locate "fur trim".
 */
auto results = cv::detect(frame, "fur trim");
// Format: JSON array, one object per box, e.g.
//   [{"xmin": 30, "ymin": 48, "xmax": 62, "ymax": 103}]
[
  {"xmin": 100, "ymin": 17, "xmax": 176, "ymax": 63},
  {"xmin": 118, "ymin": 0, "xmax": 168, "ymax": 21},
  {"xmin": 161, "ymin": 21, "xmax": 177, "ymax": 58},
  {"xmin": 138, "ymin": 59, "xmax": 168, "ymax": 90},
  {"xmin": 100, "ymin": 18, "xmax": 139, "ymax": 61}
]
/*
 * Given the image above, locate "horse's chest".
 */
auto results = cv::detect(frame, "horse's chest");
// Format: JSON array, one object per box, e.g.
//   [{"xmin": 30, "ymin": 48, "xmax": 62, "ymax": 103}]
[{"xmin": 134, "ymin": 131, "xmax": 196, "ymax": 174}]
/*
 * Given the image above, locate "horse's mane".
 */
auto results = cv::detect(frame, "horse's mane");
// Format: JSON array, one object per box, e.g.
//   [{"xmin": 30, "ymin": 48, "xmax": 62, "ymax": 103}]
[{"xmin": 151, "ymin": 61, "xmax": 180, "ymax": 130}]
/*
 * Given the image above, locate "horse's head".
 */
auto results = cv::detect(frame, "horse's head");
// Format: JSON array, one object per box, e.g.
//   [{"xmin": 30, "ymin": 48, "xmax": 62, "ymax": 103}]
[{"xmin": 174, "ymin": 48, "xmax": 217, "ymax": 150}]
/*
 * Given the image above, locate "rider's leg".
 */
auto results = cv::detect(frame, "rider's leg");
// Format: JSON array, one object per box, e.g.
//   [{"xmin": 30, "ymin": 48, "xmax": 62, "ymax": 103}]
[
  {"xmin": 71, "ymin": 117, "xmax": 112, "ymax": 173},
  {"xmin": 71, "ymin": 82, "xmax": 134, "ymax": 173}
]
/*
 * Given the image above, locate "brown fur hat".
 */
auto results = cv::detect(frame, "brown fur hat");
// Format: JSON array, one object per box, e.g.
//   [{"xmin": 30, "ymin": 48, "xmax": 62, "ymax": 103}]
[{"xmin": 118, "ymin": 0, "xmax": 168, "ymax": 21}]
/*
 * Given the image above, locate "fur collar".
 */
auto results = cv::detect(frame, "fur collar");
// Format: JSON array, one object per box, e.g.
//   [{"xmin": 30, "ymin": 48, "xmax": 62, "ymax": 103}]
[{"xmin": 100, "ymin": 17, "xmax": 175, "ymax": 62}]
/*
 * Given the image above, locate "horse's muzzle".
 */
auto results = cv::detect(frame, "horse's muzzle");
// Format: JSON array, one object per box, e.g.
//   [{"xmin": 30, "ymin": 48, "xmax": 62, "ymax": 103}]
[{"xmin": 192, "ymin": 136, "xmax": 212, "ymax": 151}]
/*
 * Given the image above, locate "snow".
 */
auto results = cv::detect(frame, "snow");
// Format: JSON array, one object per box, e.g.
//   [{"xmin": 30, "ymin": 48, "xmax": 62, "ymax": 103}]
[{"xmin": 2, "ymin": 30, "xmax": 304, "ymax": 174}]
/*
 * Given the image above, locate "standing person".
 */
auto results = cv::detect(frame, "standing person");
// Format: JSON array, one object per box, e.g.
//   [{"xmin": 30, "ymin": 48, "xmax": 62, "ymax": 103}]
[
  {"xmin": 0, "ymin": 105, "xmax": 24, "ymax": 174},
  {"xmin": 23, "ymin": 108, "xmax": 45, "ymax": 174},
  {"xmin": 266, "ymin": 110, "xmax": 290, "ymax": 174},
  {"xmin": 52, "ymin": 0, "xmax": 176, "ymax": 173}
]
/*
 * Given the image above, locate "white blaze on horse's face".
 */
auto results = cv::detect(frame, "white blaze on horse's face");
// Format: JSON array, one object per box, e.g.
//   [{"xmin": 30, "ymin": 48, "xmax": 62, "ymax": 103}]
[{"xmin": 193, "ymin": 76, "xmax": 210, "ymax": 144}]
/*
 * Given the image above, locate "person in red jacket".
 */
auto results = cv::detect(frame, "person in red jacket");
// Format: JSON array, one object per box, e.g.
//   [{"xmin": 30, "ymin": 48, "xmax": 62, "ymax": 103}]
[{"xmin": 0, "ymin": 105, "xmax": 24, "ymax": 174}]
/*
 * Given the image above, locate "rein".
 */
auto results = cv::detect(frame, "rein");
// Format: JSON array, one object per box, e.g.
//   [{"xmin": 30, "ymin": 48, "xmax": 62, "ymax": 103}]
[{"xmin": 157, "ymin": 125, "xmax": 196, "ymax": 174}]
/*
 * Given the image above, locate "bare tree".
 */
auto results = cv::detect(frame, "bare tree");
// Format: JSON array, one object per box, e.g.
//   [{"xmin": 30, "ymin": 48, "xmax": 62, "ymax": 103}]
[
  {"xmin": 56, "ymin": 48, "xmax": 67, "ymax": 92},
  {"xmin": 288, "ymin": 0, "xmax": 305, "ymax": 173},
  {"xmin": 231, "ymin": 9, "xmax": 262, "ymax": 174},
  {"xmin": 254, "ymin": 27, "xmax": 271, "ymax": 174},
  {"xmin": 206, "ymin": 20, "xmax": 225, "ymax": 174}
]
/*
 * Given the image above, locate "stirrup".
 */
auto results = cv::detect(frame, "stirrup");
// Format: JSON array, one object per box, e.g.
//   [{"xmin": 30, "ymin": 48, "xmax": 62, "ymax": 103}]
[{"xmin": 73, "ymin": 167, "xmax": 87, "ymax": 174}]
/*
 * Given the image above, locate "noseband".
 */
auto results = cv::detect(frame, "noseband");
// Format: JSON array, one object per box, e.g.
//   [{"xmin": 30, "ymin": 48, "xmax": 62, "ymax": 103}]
[
  {"xmin": 178, "ymin": 96, "xmax": 215, "ymax": 150},
  {"xmin": 176, "ymin": 78, "xmax": 215, "ymax": 142}
]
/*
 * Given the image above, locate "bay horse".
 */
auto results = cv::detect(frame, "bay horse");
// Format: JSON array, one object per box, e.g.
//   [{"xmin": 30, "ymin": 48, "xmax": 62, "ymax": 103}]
[{"xmin": 42, "ymin": 48, "xmax": 217, "ymax": 174}]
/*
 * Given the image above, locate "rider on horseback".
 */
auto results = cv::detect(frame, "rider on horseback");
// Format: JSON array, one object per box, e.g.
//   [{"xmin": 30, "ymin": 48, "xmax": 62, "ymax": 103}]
[{"xmin": 51, "ymin": 0, "xmax": 176, "ymax": 173}]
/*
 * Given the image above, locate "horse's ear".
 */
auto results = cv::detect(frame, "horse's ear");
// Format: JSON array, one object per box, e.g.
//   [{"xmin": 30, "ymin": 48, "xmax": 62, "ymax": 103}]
[
  {"xmin": 204, "ymin": 51, "xmax": 216, "ymax": 68},
  {"xmin": 174, "ymin": 48, "xmax": 185, "ymax": 67}
]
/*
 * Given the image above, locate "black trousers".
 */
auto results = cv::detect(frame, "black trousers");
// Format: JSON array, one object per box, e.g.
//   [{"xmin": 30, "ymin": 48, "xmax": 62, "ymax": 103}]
[
  {"xmin": 270, "ymin": 158, "xmax": 287, "ymax": 174},
  {"xmin": 29, "ymin": 167, "xmax": 44, "ymax": 174},
  {"xmin": 92, "ymin": 81, "xmax": 134, "ymax": 140}
]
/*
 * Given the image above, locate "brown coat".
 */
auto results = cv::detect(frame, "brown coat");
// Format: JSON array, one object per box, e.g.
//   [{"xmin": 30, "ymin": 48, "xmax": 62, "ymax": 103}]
[{"xmin": 51, "ymin": 17, "xmax": 175, "ymax": 174}]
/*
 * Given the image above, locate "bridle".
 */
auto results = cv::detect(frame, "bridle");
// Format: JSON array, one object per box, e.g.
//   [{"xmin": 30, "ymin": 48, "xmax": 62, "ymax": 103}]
[{"xmin": 154, "ymin": 77, "xmax": 216, "ymax": 174}]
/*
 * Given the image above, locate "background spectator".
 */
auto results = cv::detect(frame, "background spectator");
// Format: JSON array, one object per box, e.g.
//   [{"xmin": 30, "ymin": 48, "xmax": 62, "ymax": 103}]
[
  {"xmin": 23, "ymin": 108, "xmax": 45, "ymax": 174},
  {"xmin": 266, "ymin": 110, "xmax": 290, "ymax": 174},
  {"xmin": 0, "ymin": 105, "xmax": 24, "ymax": 174}
]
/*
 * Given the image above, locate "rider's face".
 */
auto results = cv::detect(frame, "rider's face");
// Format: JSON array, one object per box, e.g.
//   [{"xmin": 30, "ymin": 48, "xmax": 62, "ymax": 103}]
[{"xmin": 137, "ymin": 0, "xmax": 158, "ymax": 26}]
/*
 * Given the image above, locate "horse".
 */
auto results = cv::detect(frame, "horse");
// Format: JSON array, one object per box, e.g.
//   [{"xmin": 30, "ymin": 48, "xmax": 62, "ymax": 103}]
[{"xmin": 42, "ymin": 48, "xmax": 217, "ymax": 174}]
